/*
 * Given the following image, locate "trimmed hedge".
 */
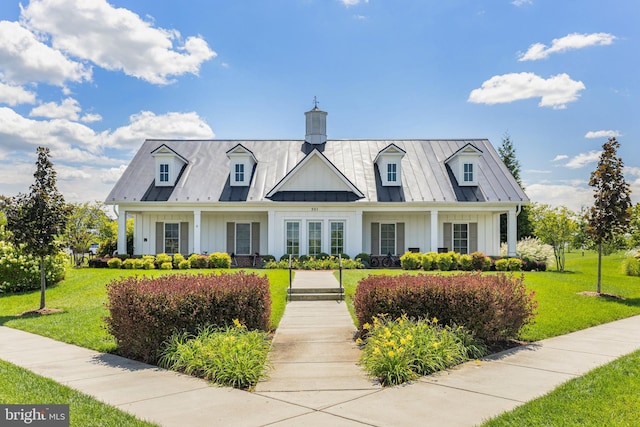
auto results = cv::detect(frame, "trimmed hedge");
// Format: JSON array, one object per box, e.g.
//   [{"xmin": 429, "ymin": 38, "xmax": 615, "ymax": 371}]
[
  {"xmin": 105, "ymin": 271, "xmax": 271, "ymax": 364},
  {"xmin": 353, "ymin": 273, "xmax": 537, "ymax": 343}
]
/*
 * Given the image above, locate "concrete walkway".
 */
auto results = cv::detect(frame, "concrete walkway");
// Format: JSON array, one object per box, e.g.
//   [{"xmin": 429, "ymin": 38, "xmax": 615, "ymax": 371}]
[{"xmin": 1, "ymin": 270, "xmax": 640, "ymax": 426}]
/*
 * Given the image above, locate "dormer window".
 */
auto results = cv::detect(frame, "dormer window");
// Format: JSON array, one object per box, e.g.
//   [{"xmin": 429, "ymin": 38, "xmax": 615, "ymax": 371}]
[
  {"xmin": 387, "ymin": 163, "xmax": 397, "ymax": 182},
  {"xmin": 375, "ymin": 144, "xmax": 406, "ymax": 187},
  {"xmin": 463, "ymin": 163, "xmax": 474, "ymax": 183},
  {"xmin": 151, "ymin": 144, "xmax": 188, "ymax": 187},
  {"xmin": 159, "ymin": 164, "xmax": 169, "ymax": 182},
  {"xmin": 445, "ymin": 143, "xmax": 482, "ymax": 187},
  {"xmin": 227, "ymin": 144, "xmax": 257, "ymax": 187},
  {"xmin": 235, "ymin": 163, "xmax": 245, "ymax": 183}
]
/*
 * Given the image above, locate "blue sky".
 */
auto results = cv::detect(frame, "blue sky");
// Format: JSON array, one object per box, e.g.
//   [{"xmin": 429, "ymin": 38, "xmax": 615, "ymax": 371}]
[{"xmin": 0, "ymin": 0, "xmax": 637, "ymax": 211}]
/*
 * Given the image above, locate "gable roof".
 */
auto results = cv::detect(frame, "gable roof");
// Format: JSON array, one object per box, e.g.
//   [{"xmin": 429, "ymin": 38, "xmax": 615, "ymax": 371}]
[
  {"xmin": 106, "ymin": 139, "xmax": 529, "ymax": 204},
  {"xmin": 150, "ymin": 144, "xmax": 189, "ymax": 164},
  {"xmin": 445, "ymin": 142, "xmax": 483, "ymax": 163},
  {"xmin": 266, "ymin": 148, "xmax": 364, "ymax": 199},
  {"xmin": 374, "ymin": 143, "xmax": 406, "ymax": 163}
]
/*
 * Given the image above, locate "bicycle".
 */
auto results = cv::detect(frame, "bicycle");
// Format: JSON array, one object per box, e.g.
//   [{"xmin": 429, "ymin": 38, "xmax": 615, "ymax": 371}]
[{"xmin": 381, "ymin": 252, "xmax": 400, "ymax": 268}]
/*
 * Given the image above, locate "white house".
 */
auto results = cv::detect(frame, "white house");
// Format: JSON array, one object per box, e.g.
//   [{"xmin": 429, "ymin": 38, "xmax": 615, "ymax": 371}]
[{"xmin": 105, "ymin": 105, "xmax": 528, "ymax": 262}]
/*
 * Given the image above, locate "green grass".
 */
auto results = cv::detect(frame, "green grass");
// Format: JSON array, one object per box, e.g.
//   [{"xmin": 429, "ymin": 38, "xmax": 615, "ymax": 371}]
[
  {"xmin": 0, "ymin": 267, "xmax": 290, "ymax": 353},
  {"xmin": 481, "ymin": 349, "xmax": 640, "ymax": 426},
  {"xmin": 0, "ymin": 359, "xmax": 158, "ymax": 427},
  {"xmin": 340, "ymin": 251, "xmax": 640, "ymax": 341}
]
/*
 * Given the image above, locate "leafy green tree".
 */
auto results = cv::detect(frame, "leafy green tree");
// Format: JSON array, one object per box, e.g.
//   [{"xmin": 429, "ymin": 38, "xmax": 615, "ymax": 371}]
[
  {"xmin": 5, "ymin": 147, "xmax": 70, "ymax": 310},
  {"xmin": 530, "ymin": 203, "xmax": 577, "ymax": 272},
  {"xmin": 498, "ymin": 132, "xmax": 533, "ymax": 242},
  {"xmin": 571, "ymin": 207, "xmax": 591, "ymax": 254},
  {"xmin": 627, "ymin": 203, "xmax": 640, "ymax": 249},
  {"xmin": 65, "ymin": 202, "xmax": 111, "ymax": 265},
  {"xmin": 98, "ymin": 217, "xmax": 134, "ymax": 256},
  {"xmin": 587, "ymin": 137, "xmax": 632, "ymax": 293}
]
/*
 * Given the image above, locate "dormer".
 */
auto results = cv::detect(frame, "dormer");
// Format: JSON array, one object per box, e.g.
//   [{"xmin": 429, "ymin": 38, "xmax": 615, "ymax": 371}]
[
  {"xmin": 226, "ymin": 144, "xmax": 257, "ymax": 187},
  {"xmin": 151, "ymin": 144, "xmax": 188, "ymax": 187},
  {"xmin": 445, "ymin": 143, "xmax": 483, "ymax": 187},
  {"xmin": 374, "ymin": 144, "xmax": 406, "ymax": 187}
]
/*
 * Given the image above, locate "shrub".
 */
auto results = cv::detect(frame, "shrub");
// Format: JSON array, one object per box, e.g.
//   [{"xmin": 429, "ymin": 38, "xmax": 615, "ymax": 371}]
[
  {"xmin": 160, "ymin": 262, "xmax": 173, "ymax": 270},
  {"xmin": 0, "ymin": 241, "xmax": 67, "ymax": 293},
  {"xmin": 501, "ymin": 237, "xmax": 554, "ymax": 269},
  {"xmin": 495, "ymin": 258, "xmax": 509, "ymax": 271},
  {"xmin": 507, "ymin": 257, "xmax": 523, "ymax": 271},
  {"xmin": 142, "ymin": 255, "xmax": 155, "ymax": 270},
  {"xmin": 159, "ymin": 322, "xmax": 271, "ymax": 389},
  {"xmin": 623, "ymin": 249, "xmax": 640, "ymax": 276},
  {"xmin": 421, "ymin": 252, "xmax": 437, "ymax": 271},
  {"xmin": 105, "ymin": 271, "xmax": 271, "ymax": 364},
  {"xmin": 458, "ymin": 254, "xmax": 473, "ymax": 271},
  {"xmin": 339, "ymin": 253, "xmax": 351, "ymax": 260},
  {"xmin": 107, "ymin": 258, "xmax": 122, "ymax": 269},
  {"xmin": 209, "ymin": 252, "xmax": 231, "ymax": 268},
  {"xmin": 317, "ymin": 252, "xmax": 331, "ymax": 260},
  {"xmin": 188, "ymin": 254, "xmax": 209, "ymax": 269},
  {"xmin": 355, "ymin": 253, "xmax": 370, "ymax": 267},
  {"xmin": 172, "ymin": 253, "xmax": 185, "ymax": 269},
  {"xmin": 400, "ymin": 251, "xmax": 422, "ymax": 270},
  {"xmin": 470, "ymin": 251, "xmax": 491, "ymax": 271},
  {"xmin": 155, "ymin": 253, "xmax": 172, "ymax": 266},
  {"xmin": 353, "ymin": 273, "xmax": 537, "ymax": 343},
  {"xmin": 88, "ymin": 257, "xmax": 110, "ymax": 268},
  {"xmin": 360, "ymin": 315, "xmax": 486, "ymax": 386},
  {"xmin": 123, "ymin": 258, "xmax": 144, "ymax": 269},
  {"xmin": 437, "ymin": 252, "xmax": 458, "ymax": 271},
  {"xmin": 178, "ymin": 260, "xmax": 191, "ymax": 270}
]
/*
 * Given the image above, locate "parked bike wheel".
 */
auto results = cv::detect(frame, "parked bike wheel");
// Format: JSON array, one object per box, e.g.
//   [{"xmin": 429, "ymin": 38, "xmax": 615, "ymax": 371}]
[
  {"xmin": 370, "ymin": 257, "xmax": 380, "ymax": 267},
  {"xmin": 382, "ymin": 256, "xmax": 392, "ymax": 268}
]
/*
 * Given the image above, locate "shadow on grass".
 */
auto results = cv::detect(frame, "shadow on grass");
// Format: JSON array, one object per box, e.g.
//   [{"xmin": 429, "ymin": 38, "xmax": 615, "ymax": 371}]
[{"xmin": 0, "ymin": 315, "xmax": 21, "ymax": 326}]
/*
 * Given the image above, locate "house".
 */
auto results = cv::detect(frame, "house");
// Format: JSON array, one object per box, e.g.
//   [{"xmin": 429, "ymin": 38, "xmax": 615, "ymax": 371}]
[{"xmin": 105, "ymin": 105, "xmax": 528, "ymax": 263}]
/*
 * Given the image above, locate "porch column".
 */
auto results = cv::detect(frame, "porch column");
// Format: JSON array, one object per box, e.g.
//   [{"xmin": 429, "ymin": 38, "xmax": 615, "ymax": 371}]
[
  {"xmin": 117, "ymin": 207, "xmax": 127, "ymax": 255},
  {"xmin": 267, "ymin": 209, "xmax": 275, "ymax": 256},
  {"xmin": 507, "ymin": 207, "xmax": 517, "ymax": 257},
  {"xmin": 193, "ymin": 209, "xmax": 201, "ymax": 254},
  {"xmin": 430, "ymin": 209, "xmax": 438, "ymax": 252},
  {"xmin": 354, "ymin": 209, "xmax": 363, "ymax": 255}
]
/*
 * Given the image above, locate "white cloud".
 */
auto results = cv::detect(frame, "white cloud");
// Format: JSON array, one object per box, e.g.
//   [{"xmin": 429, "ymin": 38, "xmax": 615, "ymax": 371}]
[
  {"xmin": 81, "ymin": 113, "xmax": 102, "ymax": 123},
  {"xmin": 0, "ymin": 82, "xmax": 36, "ymax": 105},
  {"xmin": 101, "ymin": 165, "xmax": 127, "ymax": 185},
  {"xmin": 468, "ymin": 72, "xmax": 585, "ymax": 109},
  {"xmin": 29, "ymin": 97, "xmax": 81, "ymax": 120},
  {"xmin": 526, "ymin": 183, "xmax": 593, "ymax": 211},
  {"xmin": 585, "ymin": 130, "xmax": 621, "ymax": 139},
  {"xmin": 526, "ymin": 169, "xmax": 551, "ymax": 174},
  {"xmin": 0, "ymin": 20, "xmax": 91, "ymax": 86},
  {"xmin": 103, "ymin": 111, "xmax": 214, "ymax": 150},
  {"xmin": 519, "ymin": 32, "xmax": 616, "ymax": 61},
  {"xmin": 512, "ymin": 0, "xmax": 532, "ymax": 6},
  {"xmin": 552, "ymin": 154, "xmax": 568, "ymax": 162},
  {"xmin": 565, "ymin": 150, "xmax": 602, "ymax": 169},
  {"xmin": 340, "ymin": 0, "xmax": 369, "ymax": 6},
  {"xmin": 21, "ymin": 0, "xmax": 216, "ymax": 85}
]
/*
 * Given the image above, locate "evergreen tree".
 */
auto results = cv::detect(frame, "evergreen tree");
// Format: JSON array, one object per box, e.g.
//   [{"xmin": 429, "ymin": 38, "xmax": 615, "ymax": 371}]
[
  {"xmin": 498, "ymin": 133, "xmax": 533, "ymax": 242},
  {"xmin": 5, "ymin": 147, "xmax": 69, "ymax": 311},
  {"xmin": 587, "ymin": 137, "xmax": 632, "ymax": 294}
]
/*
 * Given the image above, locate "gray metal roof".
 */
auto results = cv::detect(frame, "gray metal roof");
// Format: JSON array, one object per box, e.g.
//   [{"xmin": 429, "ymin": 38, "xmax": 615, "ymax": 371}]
[{"xmin": 105, "ymin": 139, "xmax": 529, "ymax": 204}]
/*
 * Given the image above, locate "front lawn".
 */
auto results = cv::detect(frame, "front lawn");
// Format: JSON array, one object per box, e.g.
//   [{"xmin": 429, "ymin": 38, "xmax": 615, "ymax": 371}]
[
  {"xmin": 0, "ymin": 359, "xmax": 158, "ymax": 427},
  {"xmin": 0, "ymin": 268, "xmax": 290, "ymax": 353}
]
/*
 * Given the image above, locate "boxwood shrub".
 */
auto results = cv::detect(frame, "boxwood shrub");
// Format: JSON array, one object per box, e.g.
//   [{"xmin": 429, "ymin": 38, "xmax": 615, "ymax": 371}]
[
  {"xmin": 105, "ymin": 271, "xmax": 271, "ymax": 364},
  {"xmin": 353, "ymin": 273, "xmax": 536, "ymax": 343}
]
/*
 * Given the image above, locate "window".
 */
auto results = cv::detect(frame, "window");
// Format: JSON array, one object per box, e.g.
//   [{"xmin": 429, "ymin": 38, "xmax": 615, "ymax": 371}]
[
  {"xmin": 308, "ymin": 221, "xmax": 322, "ymax": 256},
  {"xmin": 285, "ymin": 221, "xmax": 300, "ymax": 256},
  {"xmin": 453, "ymin": 223, "xmax": 468, "ymax": 254},
  {"xmin": 380, "ymin": 223, "xmax": 396, "ymax": 255},
  {"xmin": 235, "ymin": 163, "xmax": 245, "ymax": 183},
  {"xmin": 463, "ymin": 163, "xmax": 474, "ymax": 183},
  {"xmin": 164, "ymin": 223, "xmax": 179, "ymax": 254},
  {"xmin": 387, "ymin": 163, "xmax": 397, "ymax": 182},
  {"xmin": 236, "ymin": 223, "xmax": 251, "ymax": 255},
  {"xmin": 330, "ymin": 221, "xmax": 345, "ymax": 255},
  {"xmin": 159, "ymin": 163, "xmax": 169, "ymax": 182}
]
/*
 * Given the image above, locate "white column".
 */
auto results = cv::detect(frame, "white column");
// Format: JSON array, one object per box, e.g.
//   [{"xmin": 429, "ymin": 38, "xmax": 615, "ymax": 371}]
[
  {"xmin": 507, "ymin": 207, "xmax": 517, "ymax": 257},
  {"xmin": 430, "ymin": 210, "xmax": 438, "ymax": 252},
  {"xmin": 354, "ymin": 209, "xmax": 363, "ymax": 255},
  {"xmin": 193, "ymin": 209, "xmax": 201, "ymax": 254},
  {"xmin": 267, "ymin": 210, "xmax": 275, "ymax": 256},
  {"xmin": 117, "ymin": 207, "xmax": 127, "ymax": 255}
]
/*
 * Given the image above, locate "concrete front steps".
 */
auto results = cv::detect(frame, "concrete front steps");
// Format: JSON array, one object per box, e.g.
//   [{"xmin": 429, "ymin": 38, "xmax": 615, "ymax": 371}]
[{"xmin": 287, "ymin": 287, "xmax": 344, "ymax": 301}]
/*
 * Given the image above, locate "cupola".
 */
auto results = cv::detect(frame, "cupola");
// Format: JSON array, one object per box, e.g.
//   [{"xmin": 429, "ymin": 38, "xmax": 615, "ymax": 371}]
[{"xmin": 304, "ymin": 98, "xmax": 327, "ymax": 145}]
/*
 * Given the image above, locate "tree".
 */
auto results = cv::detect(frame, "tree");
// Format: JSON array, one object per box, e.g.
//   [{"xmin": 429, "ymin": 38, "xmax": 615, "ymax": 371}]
[
  {"xmin": 97, "ymin": 217, "xmax": 133, "ymax": 256},
  {"xmin": 587, "ymin": 137, "xmax": 632, "ymax": 294},
  {"xmin": 498, "ymin": 133, "xmax": 533, "ymax": 242},
  {"xmin": 627, "ymin": 203, "xmax": 640, "ymax": 249},
  {"xmin": 530, "ymin": 203, "xmax": 577, "ymax": 272},
  {"xmin": 5, "ymin": 147, "xmax": 69, "ymax": 311},
  {"xmin": 65, "ymin": 202, "xmax": 111, "ymax": 265}
]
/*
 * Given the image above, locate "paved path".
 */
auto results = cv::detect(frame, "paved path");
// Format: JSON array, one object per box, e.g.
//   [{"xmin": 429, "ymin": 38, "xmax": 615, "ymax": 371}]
[{"xmin": 2, "ymin": 270, "xmax": 640, "ymax": 426}]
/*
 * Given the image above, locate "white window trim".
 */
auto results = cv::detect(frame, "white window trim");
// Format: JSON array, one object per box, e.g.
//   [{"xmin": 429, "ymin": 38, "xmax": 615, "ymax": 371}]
[
  {"xmin": 285, "ymin": 220, "xmax": 301, "ymax": 256},
  {"xmin": 452, "ymin": 222, "xmax": 469, "ymax": 255},
  {"xmin": 380, "ymin": 223, "xmax": 396, "ymax": 256},
  {"xmin": 235, "ymin": 163, "xmax": 245, "ymax": 183},
  {"xmin": 235, "ymin": 223, "xmax": 251, "ymax": 255},
  {"xmin": 164, "ymin": 222, "xmax": 180, "ymax": 254},
  {"xmin": 329, "ymin": 220, "xmax": 346, "ymax": 256},
  {"xmin": 307, "ymin": 220, "xmax": 323, "ymax": 256}
]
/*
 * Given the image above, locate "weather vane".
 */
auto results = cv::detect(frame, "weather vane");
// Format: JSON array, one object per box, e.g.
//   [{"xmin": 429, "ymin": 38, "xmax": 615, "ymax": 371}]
[{"xmin": 313, "ymin": 96, "xmax": 319, "ymax": 108}]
